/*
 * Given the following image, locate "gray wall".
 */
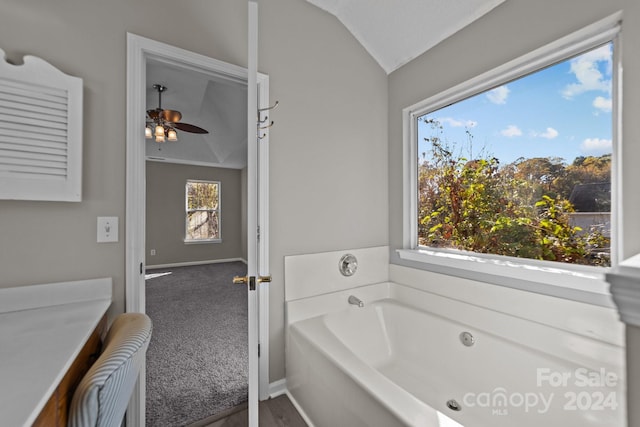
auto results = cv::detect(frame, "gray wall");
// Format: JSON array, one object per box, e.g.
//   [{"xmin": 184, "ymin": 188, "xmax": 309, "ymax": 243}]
[
  {"xmin": 145, "ymin": 161, "xmax": 244, "ymax": 267},
  {"xmin": 0, "ymin": 0, "xmax": 388, "ymax": 382},
  {"xmin": 261, "ymin": 1, "xmax": 388, "ymax": 381},
  {"xmin": 389, "ymin": 0, "xmax": 639, "ymax": 424}
]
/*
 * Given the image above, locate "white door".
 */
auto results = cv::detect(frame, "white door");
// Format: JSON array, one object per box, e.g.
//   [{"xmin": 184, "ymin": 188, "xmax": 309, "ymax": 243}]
[
  {"xmin": 248, "ymin": 2, "xmax": 273, "ymax": 420},
  {"xmin": 246, "ymin": 1, "xmax": 259, "ymax": 425},
  {"xmin": 246, "ymin": 2, "xmax": 268, "ymax": 425}
]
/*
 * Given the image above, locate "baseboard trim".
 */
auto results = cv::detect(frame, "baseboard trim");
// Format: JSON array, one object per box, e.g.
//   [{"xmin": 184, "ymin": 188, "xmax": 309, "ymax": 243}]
[
  {"xmin": 146, "ymin": 258, "xmax": 247, "ymax": 270},
  {"xmin": 268, "ymin": 378, "xmax": 287, "ymax": 398},
  {"xmin": 186, "ymin": 402, "xmax": 248, "ymax": 427},
  {"xmin": 285, "ymin": 390, "xmax": 315, "ymax": 427}
]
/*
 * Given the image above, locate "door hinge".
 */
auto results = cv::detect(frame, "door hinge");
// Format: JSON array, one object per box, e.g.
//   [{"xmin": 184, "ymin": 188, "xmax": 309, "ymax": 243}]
[
  {"xmin": 140, "ymin": 262, "xmax": 144, "ymax": 275},
  {"xmin": 257, "ymin": 225, "xmax": 261, "ymax": 242},
  {"xmin": 258, "ymin": 344, "xmax": 261, "ymax": 357}
]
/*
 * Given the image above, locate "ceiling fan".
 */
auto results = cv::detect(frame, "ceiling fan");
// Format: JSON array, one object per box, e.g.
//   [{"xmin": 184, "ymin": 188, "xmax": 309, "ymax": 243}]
[{"xmin": 145, "ymin": 84, "xmax": 208, "ymax": 143}]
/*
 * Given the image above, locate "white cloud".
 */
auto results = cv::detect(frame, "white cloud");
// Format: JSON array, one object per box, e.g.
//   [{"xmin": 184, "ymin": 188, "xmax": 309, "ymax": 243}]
[
  {"xmin": 437, "ymin": 117, "xmax": 477, "ymax": 128},
  {"xmin": 529, "ymin": 127, "xmax": 558, "ymax": 139},
  {"xmin": 501, "ymin": 125, "xmax": 522, "ymax": 137},
  {"xmin": 593, "ymin": 96, "xmax": 612, "ymax": 113},
  {"xmin": 561, "ymin": 44, "xmax": 612, "ymax": 99},
  {"xmin": 486, "ymin": 85, "xmax": 510, "ymax": 104},
  {"xmin": 539, "ymin": 127, "xmax": 559, "ymax": 139},
  {"xmin": 581, "ymin": 138, "xmax": 612, "ymax": 152}
]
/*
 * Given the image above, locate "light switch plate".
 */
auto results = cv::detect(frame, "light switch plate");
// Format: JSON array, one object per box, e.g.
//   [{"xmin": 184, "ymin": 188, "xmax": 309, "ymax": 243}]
[{"xmin": 97, "ymin": 216, "xmax": 118, "ymax": 243}]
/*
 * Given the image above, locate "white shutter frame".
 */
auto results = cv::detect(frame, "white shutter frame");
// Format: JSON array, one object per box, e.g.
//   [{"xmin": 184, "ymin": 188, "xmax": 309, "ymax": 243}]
[{"xmin": 0, "ymin": 49, "xmax": 83, "ymax": 201}]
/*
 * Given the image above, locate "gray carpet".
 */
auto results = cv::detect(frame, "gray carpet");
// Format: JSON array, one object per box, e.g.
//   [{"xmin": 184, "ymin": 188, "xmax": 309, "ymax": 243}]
[{"xmin": 145, "ymin": 262, "xmax": 248, "ymax": 427}]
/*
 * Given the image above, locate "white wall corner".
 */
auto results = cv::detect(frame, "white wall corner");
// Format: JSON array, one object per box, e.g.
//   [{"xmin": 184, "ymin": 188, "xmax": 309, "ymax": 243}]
[{"xmin": 607, "ymin": 253, "xmax": 640, "ymax": 327}]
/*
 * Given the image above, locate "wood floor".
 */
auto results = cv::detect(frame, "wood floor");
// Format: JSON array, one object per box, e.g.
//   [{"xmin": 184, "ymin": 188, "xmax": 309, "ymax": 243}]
[{"xmin": 188, "ymin": 395, "xmax": 308, "ymax": 427}]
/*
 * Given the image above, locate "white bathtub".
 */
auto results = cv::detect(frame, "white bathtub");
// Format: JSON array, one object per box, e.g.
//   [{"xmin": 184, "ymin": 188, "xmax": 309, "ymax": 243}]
[{"xmin": 286, "ymin": 282, "xmax": 625, "ymax": 427}]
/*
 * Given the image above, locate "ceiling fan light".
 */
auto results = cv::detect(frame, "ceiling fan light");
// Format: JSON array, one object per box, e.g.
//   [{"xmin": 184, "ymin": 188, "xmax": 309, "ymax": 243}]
[
  {"xmin": 155, "ymin": 133, "xmax": 165, "ymax": 143},
  {"xmin": 145, "ymin": 126, "xmax": 152, "ymax": 139},
  {"xmin": 155, "ymin": 124, "xmax": 165, "ymax": 138},
  {"xmin": 167, "ymin": 129, "xmax": 178, "ymax": 141}
]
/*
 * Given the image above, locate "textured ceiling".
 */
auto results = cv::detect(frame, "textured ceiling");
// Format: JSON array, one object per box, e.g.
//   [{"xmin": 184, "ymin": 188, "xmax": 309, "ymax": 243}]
[
  {"xmin": 306, "ymin": 0, "xmax": 506, "ymax": 73},
  {"xmin": 145, "ymin": 59, "xmax": 247, "ymax": 169}
]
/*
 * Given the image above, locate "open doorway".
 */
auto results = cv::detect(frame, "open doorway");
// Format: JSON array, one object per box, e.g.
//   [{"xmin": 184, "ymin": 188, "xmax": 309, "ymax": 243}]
[
  {"xmin": 126, "ymin": 33, "xmax": 271, "ymax": 427},
  {"xmin": 143, "ymin": 59, "xmax": 250, "ymax": 426}
]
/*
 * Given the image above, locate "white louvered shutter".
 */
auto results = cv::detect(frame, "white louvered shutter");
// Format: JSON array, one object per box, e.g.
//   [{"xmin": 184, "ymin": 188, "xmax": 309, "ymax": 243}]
[{"xmin": 0, "ymin": 49, "xmax": 83, "ymax": 201}]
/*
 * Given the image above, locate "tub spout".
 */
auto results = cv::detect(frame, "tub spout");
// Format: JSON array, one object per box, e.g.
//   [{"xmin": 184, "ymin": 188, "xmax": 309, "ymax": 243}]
[{"xmin": 348, "ymin": 295, "xmax": 364, "ymax": 307}]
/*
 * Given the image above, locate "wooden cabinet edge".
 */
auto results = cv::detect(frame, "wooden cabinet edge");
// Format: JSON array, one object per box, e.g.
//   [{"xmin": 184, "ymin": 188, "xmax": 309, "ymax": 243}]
[{"xmin": 32, "ymin": 315, "xmax": 106, "ymax": 427}]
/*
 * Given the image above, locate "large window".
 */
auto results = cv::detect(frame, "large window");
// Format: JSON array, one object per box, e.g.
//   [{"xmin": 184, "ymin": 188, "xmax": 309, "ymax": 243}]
[
  {"xmin": 401, "ymin": 16, "xmax": 621, "ymax": 297},
  {"xmin": 185, "ymin": 180, "xmax": 221, "ymax": 242},
  {"xmin": 417, "ymin": 43, "xmax": 612, "ymax": 267}
]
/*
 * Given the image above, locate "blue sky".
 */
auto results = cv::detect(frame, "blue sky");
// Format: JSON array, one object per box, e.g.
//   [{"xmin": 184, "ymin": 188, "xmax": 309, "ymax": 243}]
[{"xmin": 418, "ymin": 43, "xmax": 613, "ymax": 166}]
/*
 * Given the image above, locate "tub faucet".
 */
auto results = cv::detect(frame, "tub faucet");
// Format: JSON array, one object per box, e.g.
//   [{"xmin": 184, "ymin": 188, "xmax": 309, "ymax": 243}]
[{"xmin": 348, "ymin": 295, "xmax": 364, "ymax": 307}]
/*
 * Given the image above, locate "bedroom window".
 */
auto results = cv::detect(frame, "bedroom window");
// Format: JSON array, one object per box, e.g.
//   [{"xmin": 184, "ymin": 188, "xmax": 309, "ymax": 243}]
[
  {"xmin": 185, "ymin": 180, "xmax": 221, "ymax": 243},
  {"xmin": 399, "ymin": 15, "xmax": 621, "ymax": 299}
]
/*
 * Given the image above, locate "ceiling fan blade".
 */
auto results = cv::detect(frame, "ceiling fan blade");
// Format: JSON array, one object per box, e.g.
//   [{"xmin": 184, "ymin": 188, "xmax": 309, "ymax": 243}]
[
  {"xmin": 161, "ymin": 109, "xmax": 182, "ymax": 123},
  {"xmin": 147, "ymin": 85, "xmax": 209, "ymax": 135},
  {"xmin": 173, "ymin": 122, "xmax": 209, "ymax": 134}
]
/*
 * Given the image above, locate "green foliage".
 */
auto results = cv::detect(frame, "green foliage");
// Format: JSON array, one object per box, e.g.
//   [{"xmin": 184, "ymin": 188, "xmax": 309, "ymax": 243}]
[{"xmin": 418, "ymin": 119, "xmax": 610, "ymax": 267}]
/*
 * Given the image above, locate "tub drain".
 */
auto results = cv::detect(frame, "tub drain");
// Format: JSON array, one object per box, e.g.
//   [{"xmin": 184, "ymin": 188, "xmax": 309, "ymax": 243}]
[{"xmin": 446, "ymin": 399, "xmax": 462, "ymax": 411}]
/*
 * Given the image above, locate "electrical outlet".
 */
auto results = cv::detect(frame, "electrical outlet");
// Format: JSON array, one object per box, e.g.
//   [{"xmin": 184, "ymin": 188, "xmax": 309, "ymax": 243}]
[
  {"xmin": 97, "ymin": 216, "xmax": 118, "ymax": 243},
  {"xmin": 150, "ymin": 249, "xmax": 156, "ymax": 256}
]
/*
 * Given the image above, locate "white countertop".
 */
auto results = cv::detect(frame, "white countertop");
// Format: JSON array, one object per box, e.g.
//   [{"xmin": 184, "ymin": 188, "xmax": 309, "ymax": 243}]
[{"xmin": 0, "ymin": 278, "xmax": 112, "ymax": 427}]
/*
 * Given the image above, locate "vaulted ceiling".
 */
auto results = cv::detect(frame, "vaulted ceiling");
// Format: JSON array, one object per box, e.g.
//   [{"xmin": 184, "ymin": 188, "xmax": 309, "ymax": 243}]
[
  {"xmin": 145, "ymin": 59, "xmax": 247, "ymax": 169},
  {"xmin": 306, "ymin": 0, "xmax": 506, "ymax": 73}
]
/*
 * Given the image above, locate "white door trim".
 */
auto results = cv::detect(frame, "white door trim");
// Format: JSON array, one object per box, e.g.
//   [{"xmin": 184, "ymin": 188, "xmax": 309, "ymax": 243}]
[{"xmin": 125, "ymin": 32, "xmax": 270, "ymax": 427}]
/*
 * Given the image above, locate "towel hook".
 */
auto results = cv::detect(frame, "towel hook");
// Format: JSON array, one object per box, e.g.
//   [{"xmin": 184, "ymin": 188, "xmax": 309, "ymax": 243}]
[
  {"xmin": 257, "ymin": 101, "xmax": 279, "ymax": 141},
  {"xmin": 258, "ymin": 100, "xmax": 279, "ymax": 113},
  {"xmin": 259, "ymin": 120, "xmax": 274, "ymax": 130}
]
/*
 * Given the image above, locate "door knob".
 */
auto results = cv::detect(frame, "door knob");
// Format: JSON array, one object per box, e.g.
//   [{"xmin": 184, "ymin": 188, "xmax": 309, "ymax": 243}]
[
  {"xmin": 233, "ymin": 276, "xmax": 248, "ymax": 285},
  {"xmin": 232, "ymin": 275, "xmax": 271, "ymax": 286}
]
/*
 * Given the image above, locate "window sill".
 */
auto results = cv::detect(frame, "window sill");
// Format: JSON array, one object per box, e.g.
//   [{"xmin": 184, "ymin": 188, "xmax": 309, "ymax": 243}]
[
  {"xmin": 396, "ymin": 248, "xmax": 615, "ymax": 307},
  {"xmin": 184, "ymin": 239, "xmax": 222, "ymax": 245}
]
